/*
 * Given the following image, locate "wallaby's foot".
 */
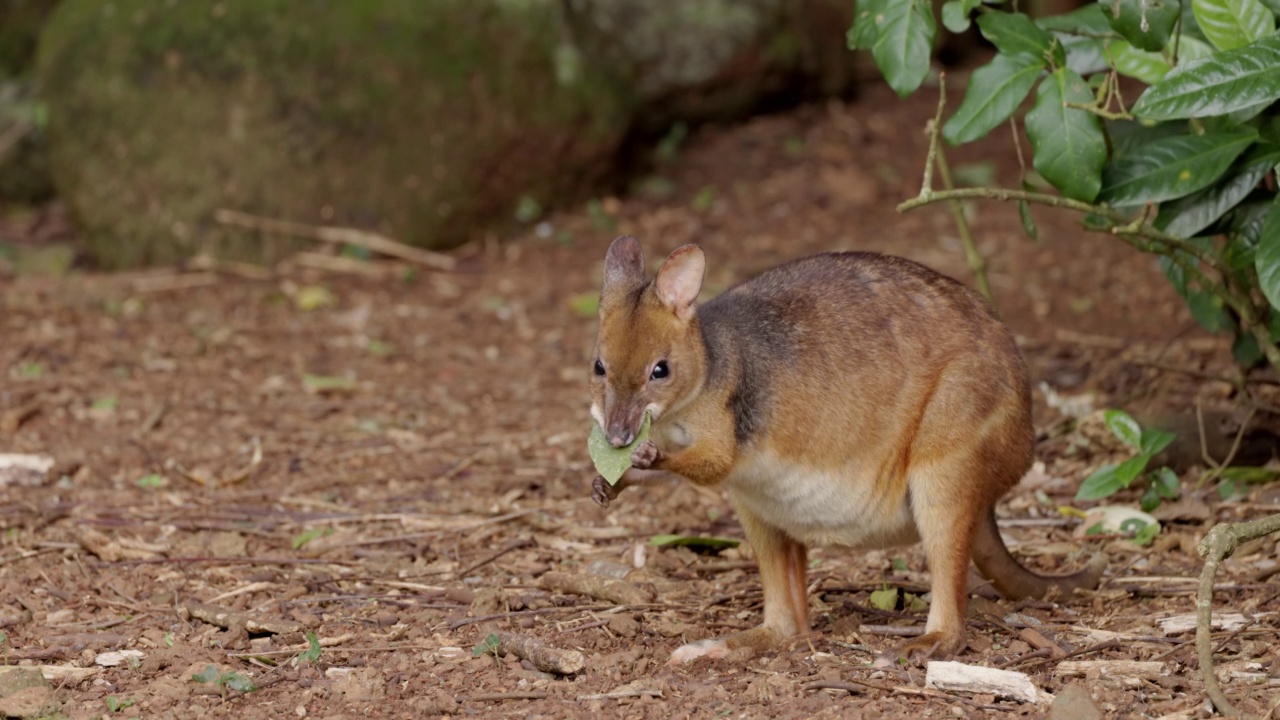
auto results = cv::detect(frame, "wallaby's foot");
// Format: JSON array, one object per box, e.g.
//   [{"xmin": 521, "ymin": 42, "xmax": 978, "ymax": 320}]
[
  {"xmin": 590, "ymin": 475, "xmax": 621, "ymax": 508},
  {"xmin": 630, "ymin": 440, "xmax": 661, "ymax": 469},
  {"xmin": 879, "ymin": 631, "xmax": 958, "ymax": 666},
  {"xmin": 668, "ymin": 638, "xmax": 731, "ymax": 665}
]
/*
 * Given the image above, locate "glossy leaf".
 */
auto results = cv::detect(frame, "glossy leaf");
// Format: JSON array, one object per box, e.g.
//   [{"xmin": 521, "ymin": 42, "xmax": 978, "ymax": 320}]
[
  {"xmin": 1192, "ymin": 0, "xmax": 1275, "ymax": 51},
  {"xmin": 977, "ymin": 11, "xmax": 1057, "ymax": 60},
  {"xmin": 1133, "ymin": 34, "xmax": 1280, "ymax": 120},
  {"xmin": 1104, "ymin": 409, "xmax": 1142, "ymax": 448},
  {"xmin": 848, "ymin": 0, "xmax": 885, "ymax": 50},
  {"xmin": 942, "ymin": 0, "xmax": 983, "ymax": 32},
  {"xmin": 1108, "ymin": 39, "xmax": 1170, "ymax": 83},
  {"xmin": 1140, "ymin": 427, "xmax": 1176, "ymax": 455},
  {"xmin": 1102, "ymin": 0, "xmax": 1182, "ymax": 51},
  {"xmin": 1025, "ymin": 69, "xmax": 1108, "ymax": 201},
  {"xmin": 1175, "ymin": 36, "xmax": 1217, "ymax": 64},
  {"xmin": 1099, "ymin": 129, "xmax": 1256, "ymax": 205},
  {"xmin": 872, "ymin": 0, "xmax": 937, "ymax": 97},
  {"xmin": 1255, "ymin": 190, "xmax": 1280, "ymax": 311},
  {"xmin": 1157, "ymin": 157, "xmax": 1272, "ymax": 237},
  {"xmin": 944, "ymin": 53, "xmax": 1044, "ymax": 145},
  {"xmin": 587, "ymin": 412, "xmax": 650, "ymax": 485}
]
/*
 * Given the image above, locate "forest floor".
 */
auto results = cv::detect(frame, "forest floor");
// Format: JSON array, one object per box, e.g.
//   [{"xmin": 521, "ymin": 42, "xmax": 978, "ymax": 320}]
[{"xmin": 1, "ymin": 80, "xmax": 1279, "ymax": 719}]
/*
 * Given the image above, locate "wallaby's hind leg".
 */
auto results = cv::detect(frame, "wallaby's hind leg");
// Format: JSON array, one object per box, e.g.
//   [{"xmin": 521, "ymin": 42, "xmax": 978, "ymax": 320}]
[
  {"xmin": 898, "ymin": 459, "xmax": 985, "ymax": 658},
  {"xmin": 669, "ymin": 501, "xmax": 808, "ymax": 665}
]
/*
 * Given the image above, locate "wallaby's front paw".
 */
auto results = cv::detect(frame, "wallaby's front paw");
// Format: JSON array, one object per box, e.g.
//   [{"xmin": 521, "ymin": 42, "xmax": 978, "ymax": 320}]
[
  {"xmin": 590, "ymin": 475, "xmax": 618, "ymax": 508},
  {"xmin": 630, "ymin": 440, "xmax": 661, "ymax": 469}
]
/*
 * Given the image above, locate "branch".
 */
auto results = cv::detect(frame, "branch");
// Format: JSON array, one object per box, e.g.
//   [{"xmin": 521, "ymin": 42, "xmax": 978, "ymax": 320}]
[{"xmin": 1195, "ymin": 513, "xmax": 1280, "ymax": 718}]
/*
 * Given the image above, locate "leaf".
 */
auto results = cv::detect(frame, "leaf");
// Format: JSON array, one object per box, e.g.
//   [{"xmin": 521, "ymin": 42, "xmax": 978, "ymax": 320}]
[
  {"xmin": 1099, "ymin": 129, "xmax": 1257, "ymax": 205},
  {"xmin": 1025, "ymin": 69, "xmax": 1108, "ymax": 201},
  {"xmin": 1103, "ymin": 409, "xmax": 1142, "ymax": 448},
  {"xmin": 1131, "ymin": 521, "xmax": 1161, "ymax": 545},
  {"xmin": 872, "ymin": 0, "xmax": 937, "ymax": 97},
  {"xmin": 942, "ymin": 0, "xmax": 983, "ymax": 32},
  {"xmin": 292, "ymin": 527, "xmax": 330, "ymax": 550},
  {"xmin": 294, "ymin": 285, "xmax": 335, "ymax": 312},
  {"xmin": 1140, "ymin": 427, "xmax": 1177, "ymax": 455},
  {"xmin": 1108, "ymin": 39, "xmax": 1171, "ymax": 83},
  {"xmin": 943, "ymin": 53, "xmax": 1044, "ymax": 145},
  {"xmin": 1219, "ymin": 465, "xmax": 1280, "ymax": 483},
  {"xmin": 1103, "ymin": 0, "xmax": 1183, "ymax": 51},
  {"xmin": 977, "ymin": 11, "xmax": 1058, "ymax": 60},
  {"xmin": 1193, "ymin": 0, "xmax": 1275, "ymax": 51},
  {"xmin": 1186, "ymin": 289, "xmax": 1236, "ymax": 331},
  {"xmin": 648, "ymin": 534, "xmax": 741, "ymax": 551},
  {"xmin": 869, "ymin": 587, "xmax": 899, "ymax": 611},
  {"xmin": 192, "ymin": 664, "xmax": 220, "ymax": 684},
  {"xmin": 1152, "ymin": 466, "xmax": 1181, "ymax": 497},
  {"xmin": 300, "ymin": 631, "xmax": 322, "ymax": 663},
  {"xmin": 1256, "ymin": 191, "xmax": 1280, "ymax": 311},
  {"xmin": 223, "ymin": 672, "xmax": 257, "ymax": 693},
  {"xmin": 1039, "ymin": 4, "xmax": 1113, "ymax": 34},
  {"xmin": 473, "ymin": 633, "xmax": 502, "ymax": 657},
  {"xmin": 302, "ymin": 374, "xmax": 358, "ymax": 394},
  {"xmin": 1176, "ymin": 35, "xmax": 1218, "ymax": 64},
  {"xmin": 1113, "ymin": 453, "xmax": 1152, "ymax": 485},
  {"xmin": 566, "ymin": 292, "xmax": 600, "ymax": 318},
  {"xmin": 1157, "ymin": 156, "xmax": 1272, "ymax": 237},
  {"xmin": 136, "ymin": 473, "xmax": 165, "ymax": 489},
  {"xmin": 587, "ymin": 411, "xmax": 651, "ymax": 485},
  {"xmin": 1076, "ymin": 464, "xmax": 1127, "ymax": 500},
  {"xmin": 1133, "ymin": 34, "xmax": 1280, "ymax": 120},
  {"xmin": 849, "ymin": 0, "xmax": 885, "ymax": 50},
  {"xmin": 1233, "ymin": 331, "xmax": 1264, "ymax": 366}
]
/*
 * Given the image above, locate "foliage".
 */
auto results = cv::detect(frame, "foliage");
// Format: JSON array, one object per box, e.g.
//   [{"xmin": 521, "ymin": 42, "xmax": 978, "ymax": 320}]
[
  {"xmin": 850, "ymin": 0, "xmax": 1280, "ymax": 372},
  {"xmin": 298, "ymin": 631, "xmax": 322, "ymax": 664},
  {"xmin": 191, "ymin": 664, "xmax": 257, "ymax": 699},
  {"xmin": 1076, "ymin": 410, "xmax": 1180, "ymax": 510}
]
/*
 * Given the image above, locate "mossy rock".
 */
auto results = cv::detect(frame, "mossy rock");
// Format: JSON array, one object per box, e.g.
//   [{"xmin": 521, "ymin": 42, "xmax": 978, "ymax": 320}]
[
  {"xmin": 38, "ymin": 0, "xmax": 633, "ymax": 266},
  {"xmin": 38, "ymin": 0, "xmax": 855, "ymax": 267}
]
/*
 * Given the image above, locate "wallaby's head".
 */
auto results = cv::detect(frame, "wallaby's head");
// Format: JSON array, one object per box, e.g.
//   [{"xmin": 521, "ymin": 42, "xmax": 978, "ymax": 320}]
[{"xmin": 591, "ymin": 236, "xmax": 706, "ymax": 447}]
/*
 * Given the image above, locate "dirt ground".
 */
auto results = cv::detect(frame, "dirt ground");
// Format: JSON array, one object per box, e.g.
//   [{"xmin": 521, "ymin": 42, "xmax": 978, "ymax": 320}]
[{"xmin": 2, "ymin": 81, "xmax": 1279, "ymax": 719}]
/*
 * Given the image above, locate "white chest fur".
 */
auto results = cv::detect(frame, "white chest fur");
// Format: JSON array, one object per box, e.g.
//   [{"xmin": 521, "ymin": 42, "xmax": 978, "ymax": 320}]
[{"xmin": 726, "ymin": 450, "xmax": 920, "ymax": 549}]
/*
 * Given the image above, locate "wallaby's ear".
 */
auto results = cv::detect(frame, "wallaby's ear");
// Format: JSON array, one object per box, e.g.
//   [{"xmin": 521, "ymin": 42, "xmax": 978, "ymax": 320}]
[
  {"xmin": 603, "ymin": 235, "xmax": 645, "ymax": 292},
  {"xmin": 655, "ymin": 244, "xmax": 704, "ymax": 320}
]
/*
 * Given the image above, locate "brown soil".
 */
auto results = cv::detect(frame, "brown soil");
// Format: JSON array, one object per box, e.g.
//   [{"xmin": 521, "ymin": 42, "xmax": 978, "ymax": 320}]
[{"xmin": 1, "ymin": 81, "xmax": 1278, "ymax": 719}]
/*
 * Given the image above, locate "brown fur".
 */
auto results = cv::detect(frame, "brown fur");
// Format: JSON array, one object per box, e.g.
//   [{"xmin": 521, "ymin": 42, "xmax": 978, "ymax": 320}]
[{"xmin": 589, "ymin": 236, "xmax": 1103, "ymax": 661}]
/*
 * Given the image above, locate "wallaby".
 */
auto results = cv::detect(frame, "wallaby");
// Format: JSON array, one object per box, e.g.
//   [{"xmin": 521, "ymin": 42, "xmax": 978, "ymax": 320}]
[{"xmin": 588, "ymin": 235, "xmax": 1103, "ymax": 664}]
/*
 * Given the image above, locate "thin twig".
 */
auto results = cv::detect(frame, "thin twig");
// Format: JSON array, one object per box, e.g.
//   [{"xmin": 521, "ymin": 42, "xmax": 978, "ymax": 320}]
[
  {"xmin": 455, "ymin": 537, "xmax": 534, "ymax": 578},
  {"xmin": 214, "ymin": 209, "xmax": 456, "ymax": 271},
  {"xmin": 935, "ymin": 144, "xmax": 994, "ymax": 304}
]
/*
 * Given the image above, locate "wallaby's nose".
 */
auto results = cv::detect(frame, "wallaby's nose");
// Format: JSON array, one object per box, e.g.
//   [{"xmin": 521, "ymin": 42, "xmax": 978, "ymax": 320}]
[{"xmin": 608, "ymin": 429, "xmax": 635, "ymax": 448}]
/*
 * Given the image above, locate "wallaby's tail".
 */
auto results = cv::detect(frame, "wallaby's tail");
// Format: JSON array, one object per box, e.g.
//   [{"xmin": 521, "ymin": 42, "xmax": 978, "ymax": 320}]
[{"xmin": 972, "ymin": 509, "xmax": 1105, "ymax": 600}]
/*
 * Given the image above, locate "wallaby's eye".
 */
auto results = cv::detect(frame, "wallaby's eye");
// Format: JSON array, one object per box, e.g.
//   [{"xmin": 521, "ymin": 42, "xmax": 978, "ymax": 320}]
[
  {"xmin": 650, "ymin": 360, "xmax": 670, "ymax": 380},
  {"xmin": 593, "ymin": 359, "xmax": 606, "ymax": 377}
]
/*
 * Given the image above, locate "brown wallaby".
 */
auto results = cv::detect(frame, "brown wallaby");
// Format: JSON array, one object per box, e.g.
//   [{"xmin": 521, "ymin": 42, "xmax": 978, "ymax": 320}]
[{"xmin": 588, "ymin": 235, "xmax": 1103, "ymax": 664}]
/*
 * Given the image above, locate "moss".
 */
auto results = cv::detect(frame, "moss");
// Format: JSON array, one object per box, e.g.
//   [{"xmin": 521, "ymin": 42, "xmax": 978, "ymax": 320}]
[{"xmin": 38, "ymin": 0, "xmax": 633, "ymax": 267}]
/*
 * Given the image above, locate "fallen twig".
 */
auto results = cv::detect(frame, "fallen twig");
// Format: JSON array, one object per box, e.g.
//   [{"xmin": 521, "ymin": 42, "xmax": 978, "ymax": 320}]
[
  {"xmin": 539, "ymin": 571, "xmax": 654, "ymax": 606},
  {"xmin": 215, "ymin": 208, "xmax": 456, "ymax": 271},
  {"xmin": 456, "ymin": 537, "xmax": 534, "ymax": 578},
  {"xmin": 461, "ymin": 692, "xmax": 549, "ymax": 702},
  {"xmin": 183, "ymin": 601, "xmax": 303, "ymax": 636},
  {"xmin": 447, "ymin": 604, "xmax": 617, "ymax": 631},
  {"xmin": 491, "ymin": 631, "xmax": 585, "ymax": 675}
]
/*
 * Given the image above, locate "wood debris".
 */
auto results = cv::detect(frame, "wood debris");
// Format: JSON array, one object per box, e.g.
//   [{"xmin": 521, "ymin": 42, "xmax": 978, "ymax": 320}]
[
  {"xmin": 539, "ymin": 570, "xmax": 654, "ymax": 605},
  {"xmin": 924, "ymin": 660, "xmax": 1049, "ymax": 704}
]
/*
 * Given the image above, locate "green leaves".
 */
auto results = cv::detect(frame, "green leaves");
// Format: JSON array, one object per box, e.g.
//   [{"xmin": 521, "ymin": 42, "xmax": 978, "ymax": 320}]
[
  {"xmin": 1025, "ymin": 69, "xmax": 1107, "ymax": 201},
  {"xmin": 587, "ymin": 412, "xmax": 650, "ymax": 485},
  {"xmin": 1102, "ymin": 0, "xmax": 1182, "ymax": 51},
  {"xmin": 848, "ymin": 0, "xmax": 882, "ymax": 50},
  {"xmin": 872, "ymin": 0, "xmax": 937, "ymax": 97},
  {"xmin": 1107, "ymin": 40, "xmax": 1170, "ymax": 83},
  {"xmin": 977, "ymin": 11, "xmax": 1061, "ymax": 63},
  {"xmin": 1076, "ymin": 410, "xmax": 1176, "ymax": 501},
  {"xmin": 1193, "ymin": 0, "xmax": 1275, "ymax": 50},
  {"xmin": 944, "ymin": 54, "xmax": 1044, "ymax": 144},
  {"xmin": 1133, "ymin": 33, "xmax": 1280, "ymax": 120},
  {"xmin": 1254, "ymin": 191, "xmax": 1280, "ymax": 310},
  {"xmin": 942, "ymin": 0, "xmax": 984, "ymax": 32},
  {"xmin": 1157, "ymin": 156, "xmax": 1273, "ymax": 237},
  {"xmin": 1099, "ymin": 129, "xmax": 1256, "ymax": 205}
]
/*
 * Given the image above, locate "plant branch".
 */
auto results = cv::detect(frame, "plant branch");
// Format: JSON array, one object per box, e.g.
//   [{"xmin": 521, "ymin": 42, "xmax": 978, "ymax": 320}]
[
  {"xmin": 917, "ymin": 72, "xmax": 948, "ymax": 199},
  {"xmin": 897, "ymin": 188, "xmax": 1216, "ymax": 266},
  {"xmin": 1195, "ymin": 514, "xmax": 1280, "ymax": 718},
  {"xmin": 934, "ymin": 148, "xmax": 994, "ymax": 304}
]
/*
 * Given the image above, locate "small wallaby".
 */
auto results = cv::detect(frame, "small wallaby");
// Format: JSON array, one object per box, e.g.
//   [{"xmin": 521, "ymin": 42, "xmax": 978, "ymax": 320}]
[{"xmin": 588, "ymin": 236, "xmax": 1103, "ymax": 664}]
